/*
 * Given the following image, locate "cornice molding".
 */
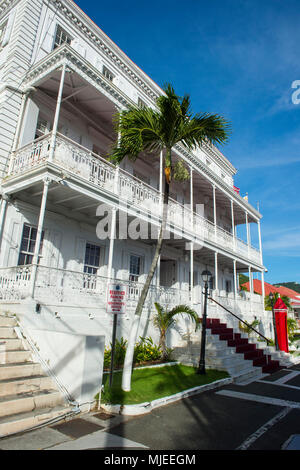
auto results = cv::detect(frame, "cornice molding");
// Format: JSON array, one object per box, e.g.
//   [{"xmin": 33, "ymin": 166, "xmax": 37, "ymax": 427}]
[
  {"xmin": 0, "ymin": 0, "xmax": 18, "ymax": 18},
  {"xmin": 49, "ymin": 0, "xmax": 161, "ymax": 102},
  {"xmin": 22, "ymin": 44, "xmax": 130, "ymax": 108}
]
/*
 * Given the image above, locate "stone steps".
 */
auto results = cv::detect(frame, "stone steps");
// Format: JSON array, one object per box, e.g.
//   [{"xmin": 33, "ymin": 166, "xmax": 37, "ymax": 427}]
[
  {"xmin": 0, "ymin": 406, "xmax": 71, "ymax": 438},
  {"xmin": 0, "ymin": 390, "xmax": 64, "ymax": 418},
  {"xmin": 0, "ymin": 314, "xmax": 71, "ymax": 437},
  {"xmin": 0, "ymin": 338, "xmax": 24, "ymax": 351},
  {"xmin": 0, "ymin": 350, "xmax": 32, "ymax": 364},
  {"xmin": 0, "ymin": 375, "xmax": 54, "ymax": 397}
]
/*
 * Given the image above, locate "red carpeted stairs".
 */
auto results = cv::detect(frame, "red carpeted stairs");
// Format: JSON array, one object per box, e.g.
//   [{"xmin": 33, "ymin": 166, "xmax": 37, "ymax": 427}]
[{"xmin": 206, "ymin": 318, "xmax": 281, "ymax": 374}]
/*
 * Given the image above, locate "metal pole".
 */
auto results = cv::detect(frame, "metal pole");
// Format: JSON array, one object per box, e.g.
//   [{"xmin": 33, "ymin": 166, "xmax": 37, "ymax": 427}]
[
  {"xmin": 109, "ymin": 314, "xmax": 118, "ymax": 387},
  {"xmin": 198, "ymin": 281, "xmax": 208, "ymax": 374}
]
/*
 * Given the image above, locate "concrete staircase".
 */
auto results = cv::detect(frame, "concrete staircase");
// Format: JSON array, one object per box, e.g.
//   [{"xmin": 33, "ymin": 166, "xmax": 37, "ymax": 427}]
[
  {"xmin": 172, "ymin": 317, "xmax": 298, "ymax": 384},
  {"xmin": 0, "ymin": 314, "xmax": 73, "ymax": 437}
]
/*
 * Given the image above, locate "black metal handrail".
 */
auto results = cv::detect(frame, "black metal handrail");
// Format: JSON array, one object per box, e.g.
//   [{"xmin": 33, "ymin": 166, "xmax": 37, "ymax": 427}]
[{"xmin": 208, "ymin": 296, "xmax": 271, "ymax": 345}]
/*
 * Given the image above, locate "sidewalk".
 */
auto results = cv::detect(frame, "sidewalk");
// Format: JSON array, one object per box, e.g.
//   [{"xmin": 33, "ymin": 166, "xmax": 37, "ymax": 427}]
[{"xmin": 0, "ymin": 411, "xmax": 148, "ymax": 450}]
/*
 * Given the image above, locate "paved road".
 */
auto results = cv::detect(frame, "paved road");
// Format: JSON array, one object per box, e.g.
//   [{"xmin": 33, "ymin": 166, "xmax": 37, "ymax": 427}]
[
  {"xmin": 104, "ymin": 364, "xmax": 300, "ymax": 451},
  {"xmin": 1, "ymin": 364, "xmax": 300, "ymax": 452}
]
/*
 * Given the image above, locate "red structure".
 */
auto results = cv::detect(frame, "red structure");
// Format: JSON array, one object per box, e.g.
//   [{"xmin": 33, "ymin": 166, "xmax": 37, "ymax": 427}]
[{"xmin": 274, "ymin": 297, "xmax": 289, "ymax": 353}]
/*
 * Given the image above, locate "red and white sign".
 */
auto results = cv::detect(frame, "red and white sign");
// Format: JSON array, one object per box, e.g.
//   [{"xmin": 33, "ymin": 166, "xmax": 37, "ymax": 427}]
[{"xmin": 107, "ymin": 283, "xmax": 127, "ymax": 314}]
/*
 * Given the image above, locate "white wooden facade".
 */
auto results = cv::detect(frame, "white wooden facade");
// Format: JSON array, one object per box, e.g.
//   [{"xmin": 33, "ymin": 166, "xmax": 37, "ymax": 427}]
[{"xmin": 0, "ymin": 0, "xmax": 272, "ymax": 360}]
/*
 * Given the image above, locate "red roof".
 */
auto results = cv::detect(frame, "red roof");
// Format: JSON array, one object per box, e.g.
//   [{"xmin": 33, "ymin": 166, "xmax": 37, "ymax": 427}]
[{"xmin": 241, "ymin": 280, "xmax": 300, "ymax": 305}]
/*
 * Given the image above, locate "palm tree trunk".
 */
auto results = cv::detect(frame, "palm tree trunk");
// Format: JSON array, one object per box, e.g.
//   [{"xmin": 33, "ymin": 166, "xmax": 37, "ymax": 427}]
[{"xmin": 121, "ymin": 164, "xmax": 170, "ymax": 391}]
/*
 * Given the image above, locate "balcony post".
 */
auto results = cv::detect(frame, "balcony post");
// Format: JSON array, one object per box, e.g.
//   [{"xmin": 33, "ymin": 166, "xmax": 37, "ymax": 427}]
[
  {"xmin": 233, "ymin": 259, "xmax": 237, "ymax": 299},
  {"xmin": 248, "ymin": 266, "xmax": 253, "ymax": 294},
  {"xmin": 212, "ymin": 184, "xmax": 217, "ymax": 239},
  {"xmin": 257, "ymin": 219, "xmax": 263, "ymax": 264},
  {"xmin": 214, "ymin": 251, "xmax": 218, "ymax": 295},
  {"xmin": 190, "ymin": 243, "xmax": 194, "ymax": 305},
  {"xmin": 0, "ymin": 194, "xmax": 8, "ymax": 249},
  {"xmin": 245, "ymin": 211, "xmax": 251, "ymax": 255},
  {"xmin": 30, "ymin": 177, "xmax": 50, "ymax": 298},
  {"xmin": 231, "ymin": 199, "xmax": 236, "ymax": 248},
  {"xmin": 156, "ymin": 150, "xmax": 163, "ymax": 288},
  {"xmin": 49, "ymin": 63, "xmax": 67, "ymax": 162},
  {"xmin": 261, "ymin": 269, "xmax": 266, "ymax": 308}
]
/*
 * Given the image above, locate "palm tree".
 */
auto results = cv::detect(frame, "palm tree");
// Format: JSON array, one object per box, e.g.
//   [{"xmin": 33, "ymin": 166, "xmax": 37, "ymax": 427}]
[
  {"xmin": 153, "ymin": 303, "xmax": 199, "ymax": 361},
  {"xmin": 110, "ymin": 83, "xmax": 230, "ymax": 391}
]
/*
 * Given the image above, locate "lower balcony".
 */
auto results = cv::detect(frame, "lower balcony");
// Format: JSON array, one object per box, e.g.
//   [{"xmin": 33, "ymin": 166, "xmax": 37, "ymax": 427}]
[
  {"xmin": 0, "ymin": 265, "xmax": 264, "ymax": 318},
  {"xmin": 5, "ymin": 132, "xmax": 262, "ymax": 266}
]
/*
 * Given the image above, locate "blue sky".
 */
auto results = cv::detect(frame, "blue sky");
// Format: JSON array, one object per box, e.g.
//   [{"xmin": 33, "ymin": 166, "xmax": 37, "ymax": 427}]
[{"xmin": 75, "ymin": 0, "xmax": 300, "ymax": 284}]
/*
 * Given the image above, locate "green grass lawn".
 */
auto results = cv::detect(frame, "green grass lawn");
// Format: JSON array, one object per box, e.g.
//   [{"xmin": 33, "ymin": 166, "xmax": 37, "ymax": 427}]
[{"xmin": 100, "ymin": 364, "xmax": 229, "ymax": 405}]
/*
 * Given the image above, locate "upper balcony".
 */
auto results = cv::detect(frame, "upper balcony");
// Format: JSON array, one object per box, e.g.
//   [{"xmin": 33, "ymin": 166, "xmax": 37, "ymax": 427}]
[
  {"xmin": 17, "ymin": 44, "xmax": 256, "ymax": 205},
  {"xmin": 3, "ymin": 131, "xmax": 262, "ymax": 266}
]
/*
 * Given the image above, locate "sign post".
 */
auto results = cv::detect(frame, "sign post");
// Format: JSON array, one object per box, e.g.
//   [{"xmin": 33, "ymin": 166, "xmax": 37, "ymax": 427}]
[{"xmin": 107, "ymin": 283, "xmax": 127, "ymax": 387}]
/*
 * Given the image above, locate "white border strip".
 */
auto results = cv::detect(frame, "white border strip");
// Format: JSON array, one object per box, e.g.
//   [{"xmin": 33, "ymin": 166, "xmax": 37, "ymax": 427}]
[{"xmin": 101, "ymin": 377, "xmax": 232, "ymax": 415}]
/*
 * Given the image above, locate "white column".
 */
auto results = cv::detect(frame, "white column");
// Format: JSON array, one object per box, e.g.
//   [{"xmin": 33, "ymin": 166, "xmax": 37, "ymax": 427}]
[
  {"xmin": 231, "ymin": 199, "xmax": 236, "ymax": 248},
  {"xmin": 159, "ymin": 150, "xmax": 163, "ymax": 197},
  {"xmin": 233, "ymin": 259, "xmax": 237, "ymax": 299},
  {"xmin": 107, "ymin": 208, "xmax": 116, "ymax": 281},
  {"xmin": 214, "ymin": 252, "xmax": 218, "ymax": 295},
  {"xmin": 190, "ymin": 166, "xmax": 194, "ymax": 213},
  {"xmin": 49, "ymin": 64, "xmax": 67, "ymax": 162},
  {"xmin": 190, "ymin": 243, "xmax": 194, "ymax": 305},
  {"xmin": 189, "ymin": 166, "xmax": 194, "ymax": 304},
  {"xmin": 107, "ymin": 165, "xmax": 120, "ymax": 281},
  {"xmin": 261, "ymin": 270, "xmax": 265, "ymax": 308},
  {"xmin": 0, "ymin": 195, "xmax": 8, "ymax": 247},
  {"xmin": 156, "ymin": 150, "xmax": 163, "ymax": 288},
  {"xmin": 213, "ymin": 185, "xmax": 217, "ymax": 237},
  {"xmin": 30, "ymin": 178, "xmax": 50, "ymax": 298},
  {"xmin": 245, "ymin": 211, "xmax": 251, "ymax": 252},
  {"xmin": 257, "ymin": 219, "xmax": 263, "ymax": 264},
  {"xmin": 248, "ymin": 266, "xmax": 253, "ymax": 294}
]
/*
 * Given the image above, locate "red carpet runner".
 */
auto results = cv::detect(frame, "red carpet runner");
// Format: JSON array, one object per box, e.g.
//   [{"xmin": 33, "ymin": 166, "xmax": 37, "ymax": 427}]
[{"xmin": 206, "ymin": 318, "xmax": 281, "ymax": 374}]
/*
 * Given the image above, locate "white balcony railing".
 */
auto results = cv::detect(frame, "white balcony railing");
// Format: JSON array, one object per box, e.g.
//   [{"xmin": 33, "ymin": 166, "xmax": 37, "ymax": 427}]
[
  {"xmin": 0, "ymin": 265, "xmax": 190, "ymax": 307},
  {"xmin": 8, "ymin": 133, "xmax": 261, "ymax": 264}
]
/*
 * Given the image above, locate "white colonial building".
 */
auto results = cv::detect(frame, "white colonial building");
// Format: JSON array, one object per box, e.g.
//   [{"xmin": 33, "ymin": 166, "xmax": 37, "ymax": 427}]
[{"xmin": 0, "ymin": 0, "xmax": 276, "ymax": 421}]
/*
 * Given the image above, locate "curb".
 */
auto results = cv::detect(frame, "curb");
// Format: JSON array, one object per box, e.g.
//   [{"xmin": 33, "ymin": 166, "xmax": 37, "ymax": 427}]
[{"xmin": 101, "ymin": 377, "xmax": 232, "ymax": 416}]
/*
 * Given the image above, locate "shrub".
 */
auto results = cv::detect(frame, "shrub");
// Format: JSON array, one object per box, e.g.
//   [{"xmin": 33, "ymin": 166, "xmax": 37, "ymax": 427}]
[
  {"xmin": 104, "ymin": 337, "xmax": 127, "ymax": 369},
  {"xmin": 133, "ymin": 337, "xmax": 162, "ymax": 364},
  {"xmin": 104, "ymin": 336, "xmax": 169, "ymax": 369}
]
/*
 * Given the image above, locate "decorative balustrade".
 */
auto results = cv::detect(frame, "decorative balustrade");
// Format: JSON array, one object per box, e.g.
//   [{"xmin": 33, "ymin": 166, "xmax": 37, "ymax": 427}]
[
  {"xmin": 7, "ymin": 133, "xmax": 261, "ymax": 264},
  {"xmin": 0, "ymin": 266, "xmax": 32, "ymax": 300},
  {"xmin": 0, "ymin": 265, "xmax": 190, "ymax": 307}
]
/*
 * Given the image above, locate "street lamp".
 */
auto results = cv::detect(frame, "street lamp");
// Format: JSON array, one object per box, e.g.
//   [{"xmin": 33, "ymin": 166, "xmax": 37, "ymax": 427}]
[
  {"xmin": 269, "ymin": 292, "xmax": 279, "ymax": 350},
  {"xmin": 197, "ymin": 269, "xmax": 212, "ymax": 375}
]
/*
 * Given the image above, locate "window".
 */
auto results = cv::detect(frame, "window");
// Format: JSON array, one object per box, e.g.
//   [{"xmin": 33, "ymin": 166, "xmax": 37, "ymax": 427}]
[
  {"xmin": 18, "ymin": 224, "xmax": 44, "ymax": 266},
  {"xmin": 0, "ymin": 21, "xmax": 7, "ymax": 49},
  {"xmin": 84, "ymin": 243, "xmax": 101, "ymax": 275},
  {"xmin": 129, "ymin": 255, "xmax": 141, "ymax": 282},
  {"xmin": 53, "ymin": 25, "xmax": 72, "ymax": 50},
  {"xmin": 83, "ymin": 243, "xmax": 101, "ymax": 290},
  {"xmin": 102, "ymin": 65, "xmax": 114, "ymax": 82}
]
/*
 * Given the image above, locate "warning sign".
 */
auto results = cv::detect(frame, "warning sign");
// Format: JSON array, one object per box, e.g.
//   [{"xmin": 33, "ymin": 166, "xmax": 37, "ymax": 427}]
[{"xmin": 107, "ymin": 283, "xmax": 127, "ymax": 314}]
